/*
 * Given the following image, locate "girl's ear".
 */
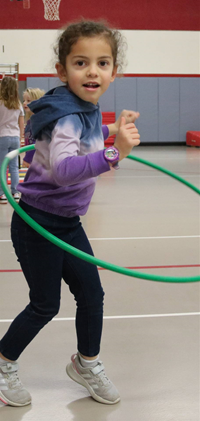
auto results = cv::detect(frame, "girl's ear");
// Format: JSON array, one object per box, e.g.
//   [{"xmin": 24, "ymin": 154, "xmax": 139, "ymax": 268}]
[
  {"xmin": 55, "ymin": 62, "xmax": 68, "ymax": 83},
  {"xmin": 110, "ymin": 66, "xmax": 118, "ymax": 83}
]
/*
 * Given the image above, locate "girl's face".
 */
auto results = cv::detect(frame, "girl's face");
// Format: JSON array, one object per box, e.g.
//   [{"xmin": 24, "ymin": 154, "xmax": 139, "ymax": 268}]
[
  {"xmin": 23, "ymin": 92, "xmax": 32, "ymax": 114},
  {"xmin": 56, "ymin": 36, "xmax": 117, "ymax": 105}
]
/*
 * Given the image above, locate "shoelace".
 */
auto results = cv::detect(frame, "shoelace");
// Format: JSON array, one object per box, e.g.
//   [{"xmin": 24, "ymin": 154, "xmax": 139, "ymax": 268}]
[
  {"xmin": 98, "ymin": 371, "xmax": 111, "ymax": 386},
  {"xmin": 92, "ymin": 363, "xmax": 111, "ymax": 386},
  {"xmin": 5, "ymin": 367, "xmax": 22, "ymax": 389}
]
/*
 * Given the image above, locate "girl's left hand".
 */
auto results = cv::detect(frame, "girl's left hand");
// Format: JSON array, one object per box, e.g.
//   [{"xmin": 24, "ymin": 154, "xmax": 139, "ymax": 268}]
[
  {"xmin": 115, "ymin": 110, "xmax": 140, "ymax": 130},
  {"xmin": 107, "ymin": 110, "xmax": 140, "ymax": 137}
]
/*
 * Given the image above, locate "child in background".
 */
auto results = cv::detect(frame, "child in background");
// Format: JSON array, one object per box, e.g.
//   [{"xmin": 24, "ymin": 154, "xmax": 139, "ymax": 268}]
[
  {"xmin": 22, "ymin": 88, "xmax": 45, "ymax": 167},
  {"xmin": 0, "ymin": 76, "xmax": 24, "ymax": 204},
  {"xmin": 0, "ymin": 20, "xmax": 140, "ymax": 407}
]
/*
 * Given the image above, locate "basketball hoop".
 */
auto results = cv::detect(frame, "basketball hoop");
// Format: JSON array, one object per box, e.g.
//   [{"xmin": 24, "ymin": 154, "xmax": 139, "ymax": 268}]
[{"xmin": 42, "ymin": 0, "xmax": 62, "ymax": 21}]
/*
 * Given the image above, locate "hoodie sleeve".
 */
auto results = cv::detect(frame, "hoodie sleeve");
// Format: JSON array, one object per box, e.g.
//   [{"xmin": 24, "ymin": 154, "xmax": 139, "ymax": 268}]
[
  {"xmin": 50, "ymin": 115, "xmax": 110, "ymax": 186},
  {"xmin": 102, "ymin": 125, "xmax": 109, "ymax": 140}
]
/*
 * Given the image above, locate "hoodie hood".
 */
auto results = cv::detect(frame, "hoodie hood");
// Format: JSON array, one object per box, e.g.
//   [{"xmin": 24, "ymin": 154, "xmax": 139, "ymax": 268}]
[{"xmin": 29, "ymin": 86, "xmax": 99, "ymax": 138}]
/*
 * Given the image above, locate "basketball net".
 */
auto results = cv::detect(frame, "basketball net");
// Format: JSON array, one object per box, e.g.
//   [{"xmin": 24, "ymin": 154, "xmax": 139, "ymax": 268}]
[{"xmin": 42, "ymin": 0, "xmax": 62, "ymax": 21}]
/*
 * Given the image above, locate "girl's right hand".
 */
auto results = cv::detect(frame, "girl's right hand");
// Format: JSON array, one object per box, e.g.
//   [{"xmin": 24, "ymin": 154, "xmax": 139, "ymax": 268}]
[{"xmin": 114, "ymin": 116, "xmax": 140, "ymax": 161}]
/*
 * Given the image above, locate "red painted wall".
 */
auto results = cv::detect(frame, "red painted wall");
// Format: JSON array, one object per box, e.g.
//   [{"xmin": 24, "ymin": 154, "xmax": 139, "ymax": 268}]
[{"xmin": 1, "ymin": 0, "xmax": 199, "ymax": 30}]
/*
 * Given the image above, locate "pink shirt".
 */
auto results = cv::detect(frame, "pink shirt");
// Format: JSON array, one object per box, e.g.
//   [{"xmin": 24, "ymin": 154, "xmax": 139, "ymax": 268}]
[{"xmin": 0, "ymin": 101, "xmax": 24, "ymax": 137}]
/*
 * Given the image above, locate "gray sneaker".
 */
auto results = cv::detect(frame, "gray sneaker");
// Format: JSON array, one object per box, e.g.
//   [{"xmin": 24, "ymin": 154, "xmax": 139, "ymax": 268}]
[
  {"xmin": 66, "ymin": 353, "xmax": 120, "ymax": 405},
  {"xmin": 0, "ymin": 361, "xmax": 31, "ymax": 406}
]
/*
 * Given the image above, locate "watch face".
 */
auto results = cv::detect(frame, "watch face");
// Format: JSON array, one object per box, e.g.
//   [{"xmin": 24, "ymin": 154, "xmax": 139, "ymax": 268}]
[{"xmin": 105, "ymin": 147, "xmax": 119, "ymax": 162}]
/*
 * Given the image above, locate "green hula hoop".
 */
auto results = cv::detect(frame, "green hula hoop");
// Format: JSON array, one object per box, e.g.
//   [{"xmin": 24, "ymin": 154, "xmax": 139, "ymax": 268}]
[{"xmin": 1, "ymin": 144, "xmax": 200, "ymax": 283}]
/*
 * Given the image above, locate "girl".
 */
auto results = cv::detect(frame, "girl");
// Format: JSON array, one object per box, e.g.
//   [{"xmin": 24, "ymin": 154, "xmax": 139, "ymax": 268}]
[
  {"xmin": 0, "ymin": 76, "xmax": 24, "ymax": 204},
  {"xmin": 0, "ymin": 20, "xmax": 140, "ymax": 407},
  {"xmin": 22, "ymin": 88, "xmax": 45, "ymax": 168}
]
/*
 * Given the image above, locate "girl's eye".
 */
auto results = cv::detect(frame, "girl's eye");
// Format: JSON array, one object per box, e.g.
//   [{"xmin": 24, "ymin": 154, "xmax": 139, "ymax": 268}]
[
  {"xmin": 76, "ymin": 61, "xmax": 85, "ymax": 67},
  {"xmin": 99, "ymin": 61, "xmax": 109, "ymax": 67}
]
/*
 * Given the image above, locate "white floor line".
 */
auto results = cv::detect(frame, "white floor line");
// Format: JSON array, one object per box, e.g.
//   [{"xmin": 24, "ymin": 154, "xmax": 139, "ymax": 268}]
[
  {"xmin": 89, "ymin": 235, "xmax": 200, "ymax": 241},
  {"xmin": 0, "ymin": 235, "xmax": 199, "ymax": 243},
  {"xmin": 0, "ymin": 312, "xmax": 199, "ymax": 323},
  {"xmin": 101, "ymin": 174, "xmax": 199, "ymax": 179}
]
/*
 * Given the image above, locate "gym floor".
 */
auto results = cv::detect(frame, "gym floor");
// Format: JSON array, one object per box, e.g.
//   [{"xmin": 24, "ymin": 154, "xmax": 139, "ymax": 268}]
[{"xmin": 0, "ymin": 145, "xmax": 199, "ymax": 421}]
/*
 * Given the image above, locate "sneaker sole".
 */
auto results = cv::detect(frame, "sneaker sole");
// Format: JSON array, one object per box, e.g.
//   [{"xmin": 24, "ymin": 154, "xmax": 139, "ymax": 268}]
[
  {"xmin": 66, "ymin": 363, "xmax": 120, "ymax": 405},
  {"xmin": 0, "ymin": 392, "xmax": 31, "ymax": 407}
]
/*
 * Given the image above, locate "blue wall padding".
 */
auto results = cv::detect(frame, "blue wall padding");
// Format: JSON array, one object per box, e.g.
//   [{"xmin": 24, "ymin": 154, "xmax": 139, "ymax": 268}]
[
  {"xmin": 137, "ymin": 78, "xmax": 159, "ymax": 143},
  {"xmin": 180, "ymin": 78, "xmax": 200, "ymax": 142},
  {"xmin": 159, "ymin": 78, "xmax": 180, "ymax": 143},
  {"xmin": 115, "ymin": 77, "xmax": 137, "ymax": 121}
]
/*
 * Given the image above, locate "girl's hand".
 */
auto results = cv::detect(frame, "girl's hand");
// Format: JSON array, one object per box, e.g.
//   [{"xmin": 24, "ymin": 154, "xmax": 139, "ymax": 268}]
[
  {"xmin": 115, "ymin": 110, "xmax": 140, "ymax": 130},
  {"xmin": 107, "ymin": 110, "xmax": 140, "ymax": 137},
  {"xmin": 114, "ymin": 116, "xmax": 140, "ymax": 161}
]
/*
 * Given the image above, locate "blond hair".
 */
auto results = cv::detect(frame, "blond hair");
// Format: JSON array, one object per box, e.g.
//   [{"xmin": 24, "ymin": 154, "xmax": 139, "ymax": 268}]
[
  {"xmin": 0, "ymin": 76, "xmax": 20, "ymax": 110},
  {"xmin": 24, "ymin": 87, "xmax": 45, "ymax": 120}
]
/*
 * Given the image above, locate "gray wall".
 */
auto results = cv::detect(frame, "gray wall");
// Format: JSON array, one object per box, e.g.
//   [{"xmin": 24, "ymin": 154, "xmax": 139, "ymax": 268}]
[{"xmin": 21, "ymin": 76, "xmax": 200, "ymax": 144}]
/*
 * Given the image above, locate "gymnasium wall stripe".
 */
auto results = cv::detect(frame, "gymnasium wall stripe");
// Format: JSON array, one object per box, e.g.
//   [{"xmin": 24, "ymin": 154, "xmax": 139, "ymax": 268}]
[{"xmin": 18, "ymin": 74, "xmax": 200, "ymax": 81}]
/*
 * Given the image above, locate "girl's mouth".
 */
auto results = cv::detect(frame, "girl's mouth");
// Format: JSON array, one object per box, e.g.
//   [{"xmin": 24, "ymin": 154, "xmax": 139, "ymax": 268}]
[{"xmin": 83, "ymin": 82, "xmax": 100, "ymax": 91}]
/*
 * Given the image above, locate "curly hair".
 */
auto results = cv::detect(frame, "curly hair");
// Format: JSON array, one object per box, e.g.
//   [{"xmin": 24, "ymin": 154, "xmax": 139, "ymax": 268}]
[{"xmin": 54, "ymin": 19, "xmax": 127, "ymax": 74}]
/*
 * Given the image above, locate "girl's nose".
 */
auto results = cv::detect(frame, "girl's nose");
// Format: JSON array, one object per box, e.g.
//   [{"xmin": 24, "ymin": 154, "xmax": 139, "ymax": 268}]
[{"xmin": 87, "ymin": 64, "xmax": 98, "ymax": 77}]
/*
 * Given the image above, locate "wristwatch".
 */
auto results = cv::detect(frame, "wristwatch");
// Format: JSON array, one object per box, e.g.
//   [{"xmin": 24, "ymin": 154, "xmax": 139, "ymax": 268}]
[{"xmin": 103, "ymin": 146, "xmax": 119, "ymax": 169}]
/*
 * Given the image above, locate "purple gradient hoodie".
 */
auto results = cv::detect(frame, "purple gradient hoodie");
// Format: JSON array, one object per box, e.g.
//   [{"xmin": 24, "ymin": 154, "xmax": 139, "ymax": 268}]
[{"xmin": 18, "ymin": 86, "xmax": 110, "ymax": 217}]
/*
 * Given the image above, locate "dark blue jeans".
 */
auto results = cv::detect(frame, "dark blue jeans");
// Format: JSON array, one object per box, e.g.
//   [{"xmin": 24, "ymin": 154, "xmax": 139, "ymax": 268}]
[{"xmin": 0, "ymin": 201, "xmax": 104, "ymax": 361}]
